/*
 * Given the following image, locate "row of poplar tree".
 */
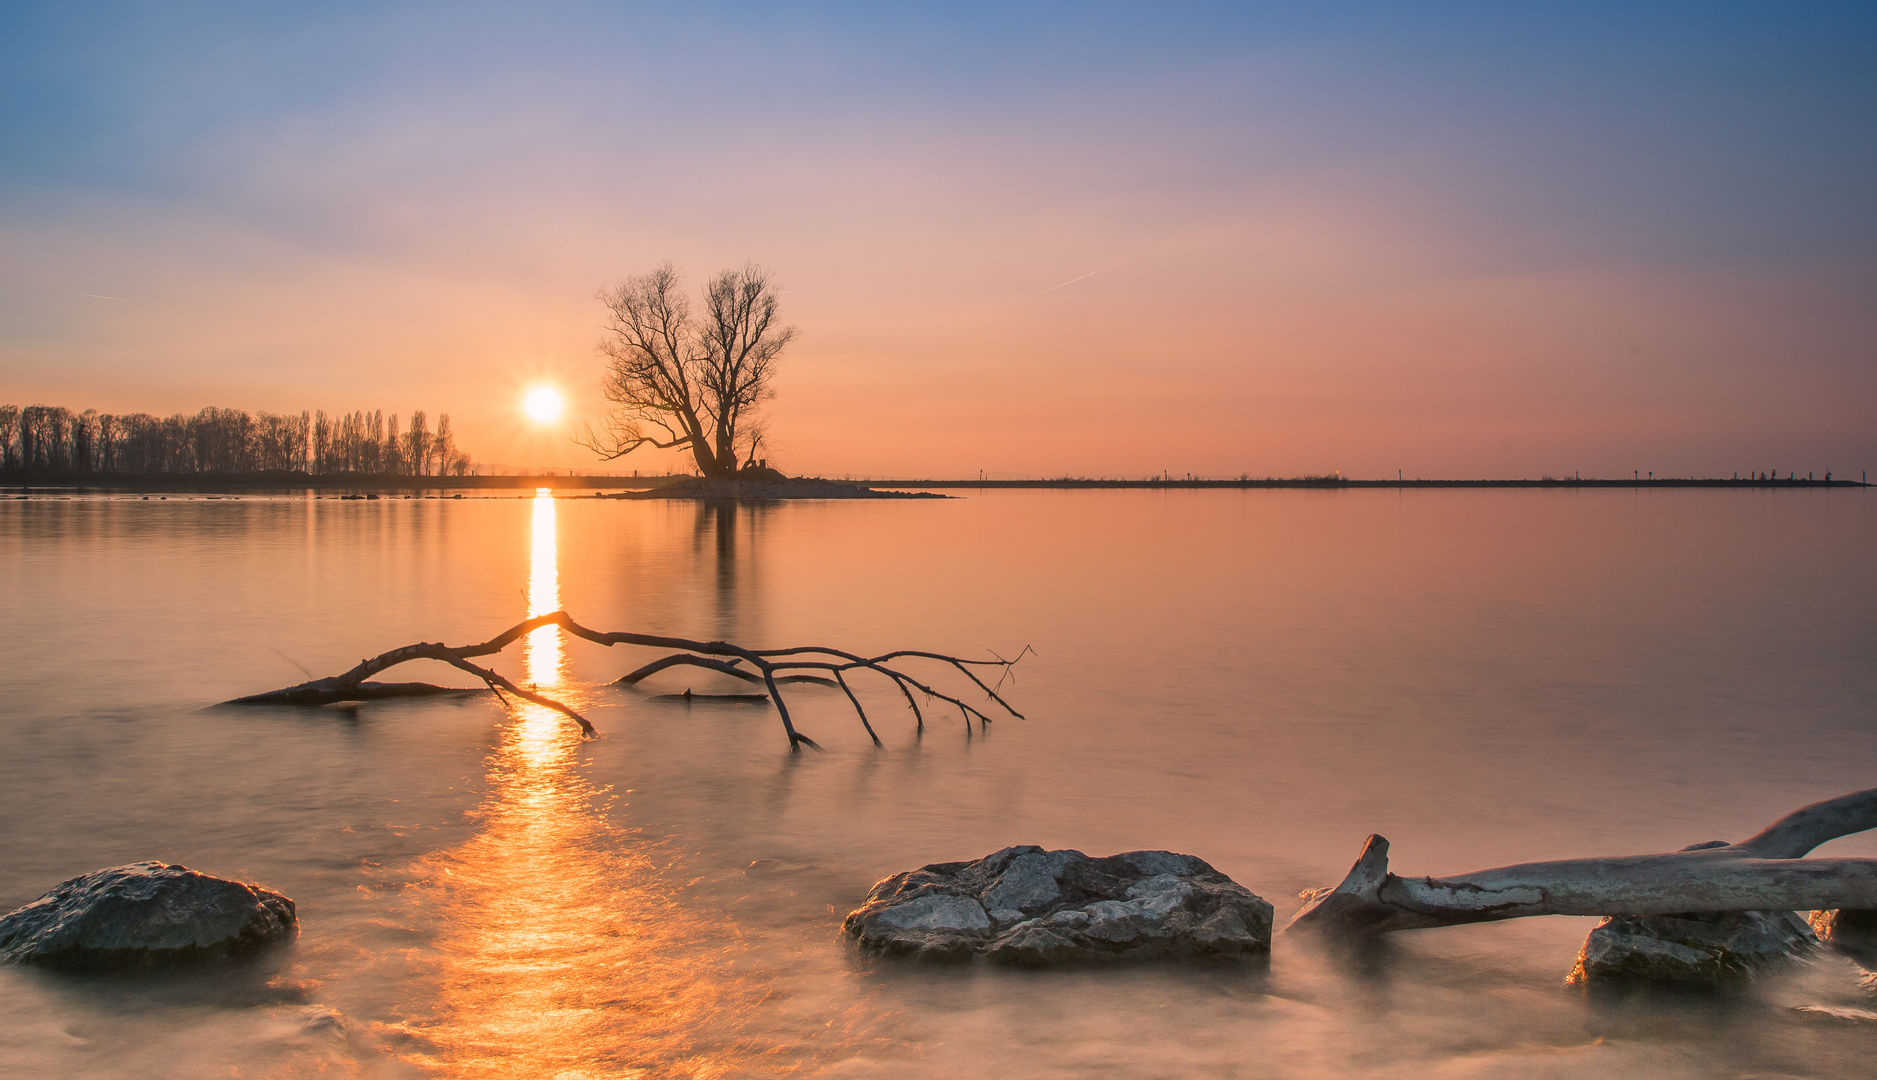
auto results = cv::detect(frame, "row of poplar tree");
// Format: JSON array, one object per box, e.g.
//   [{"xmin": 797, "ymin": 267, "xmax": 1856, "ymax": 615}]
[{"xmin": 0, "ymin": 404, "xmax": 473, "ymax": 477}]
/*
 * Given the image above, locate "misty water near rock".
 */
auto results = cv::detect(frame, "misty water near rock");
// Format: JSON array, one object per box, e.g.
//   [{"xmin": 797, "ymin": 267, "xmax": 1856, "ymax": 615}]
[{"xmin": 2, "ymin": 487, "xmax": 1874, "ymax": 1078}]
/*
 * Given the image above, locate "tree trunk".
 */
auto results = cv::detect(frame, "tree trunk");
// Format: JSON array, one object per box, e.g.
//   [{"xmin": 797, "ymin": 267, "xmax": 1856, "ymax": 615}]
[
  {"xmin": 1288, "ymin": 788, "xmax": 1877, "ymax": 936},
  {"xmin": 714, "ymin": 421, "xmax": 733, "ymax": 477},
  {"xmin": 689, "ymin": 435, "xmax": 727, "ymax": 477}
]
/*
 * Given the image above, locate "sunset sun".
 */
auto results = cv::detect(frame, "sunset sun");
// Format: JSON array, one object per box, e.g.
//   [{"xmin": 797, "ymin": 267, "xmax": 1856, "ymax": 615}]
[{"xmin": 523, "ymin": 386, "xmax": 564, "ymax": 424}]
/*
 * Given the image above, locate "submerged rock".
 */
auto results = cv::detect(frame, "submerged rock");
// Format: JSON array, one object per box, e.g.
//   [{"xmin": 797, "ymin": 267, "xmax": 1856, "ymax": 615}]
[
  {"xmin": 843, "ymin": 846, "xmax": 1273, "ymax": 964},
  {"xmin": 1565, "ymin": 910, "xmax": 1815, "ymax": 988},
  {"xmin": 0, "ymin": 862, "xmax": 296, "ymax": 971}
]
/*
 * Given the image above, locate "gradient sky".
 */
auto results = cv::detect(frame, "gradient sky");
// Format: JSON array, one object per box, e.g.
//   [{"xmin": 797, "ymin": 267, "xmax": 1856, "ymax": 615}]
[{"xmin": 3, "ymin": 2, "xmax": 1873, "ymax": 477}]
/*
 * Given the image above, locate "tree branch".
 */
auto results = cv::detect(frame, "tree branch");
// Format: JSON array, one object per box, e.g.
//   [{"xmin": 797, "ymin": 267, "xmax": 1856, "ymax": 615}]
[
  {"xmin": 225, "ymin": 611, "xmax": 1024, "ymax": 750},
  {"xmin": 1289, "ymin": 789, "xmax": 1877, "ymax": 936},
  {"xmin": 573, "ymin": 419, "xmax": 693, "ymax": 461},
  {"xmin": 615, "ymin": 653, "xmax": 837, "ymax": 687}
]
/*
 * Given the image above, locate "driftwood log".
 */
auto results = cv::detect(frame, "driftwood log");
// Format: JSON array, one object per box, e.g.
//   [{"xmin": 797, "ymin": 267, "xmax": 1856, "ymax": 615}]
[
  {"xmin": 1289, "ymin": 788, "xmax": 1877, "ymax": 935},
  {"xmin": 227, "ymin": 611, "xmax": 1025, "ymax": 749}
]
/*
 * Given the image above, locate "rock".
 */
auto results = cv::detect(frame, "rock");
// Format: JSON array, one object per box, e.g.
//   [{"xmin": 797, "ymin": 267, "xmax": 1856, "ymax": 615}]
[
  {"xmin": 842, "ymin": 846, "xmax": 1273, "ymax": 964},
  {"xmin": 1809, "ymin": 908, "xmax": 1877, "ymax": 954},
  {"xmin": 1565, "ymin": 910, "xmax": 1816, "ymax": 988},
  {"xmin": 0, "ymin": 862, "xmax": 297, "ymax": 972}
]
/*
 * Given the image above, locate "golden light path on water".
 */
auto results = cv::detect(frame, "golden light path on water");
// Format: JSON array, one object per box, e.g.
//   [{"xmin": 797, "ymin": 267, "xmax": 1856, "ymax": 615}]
[
  {"xmin": 524, "ymin": 487, "xmax": 564, "ymax": 694},
  {"xmin": 394, "ymin": 489, "xmax": 763, "ymax": 1078}
]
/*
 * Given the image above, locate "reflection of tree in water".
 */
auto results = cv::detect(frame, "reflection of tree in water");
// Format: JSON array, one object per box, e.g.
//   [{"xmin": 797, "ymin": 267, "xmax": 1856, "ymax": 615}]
[
  {"xmin": 693, "ymin": 500, "xmax": 769, "ymax": 642},
  {"xmin": 388, "ymin": 492, "xmax": 765, "ymax": 1077}
]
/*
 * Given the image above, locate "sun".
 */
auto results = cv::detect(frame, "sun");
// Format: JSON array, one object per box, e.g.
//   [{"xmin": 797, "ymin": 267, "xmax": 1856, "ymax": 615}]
[{"xmin": 522, "ymin": 386, "xmax": 564, "ymax": 424}]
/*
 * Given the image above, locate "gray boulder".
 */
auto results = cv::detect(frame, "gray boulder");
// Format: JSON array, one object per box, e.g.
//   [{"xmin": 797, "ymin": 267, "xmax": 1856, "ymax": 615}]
[
  {"xmin": 0, "ymin": 862, "xmax": 297, "ymax": 971},
  {"xmin": 843, "ymin": 846, "xmax": 1273, "ymax": 964},
  {"xmin": 1565, "ymin": 910, "xmax": 1816, "ymax": 988}
]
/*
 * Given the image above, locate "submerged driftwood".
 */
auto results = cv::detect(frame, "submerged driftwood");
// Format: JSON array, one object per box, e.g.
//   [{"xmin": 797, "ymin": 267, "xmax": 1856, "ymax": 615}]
[
  {"xmin": 227, "ymin": 610, "xmax": 1025, "ymax": 749},
  {"xmin": 1289, "ymin": 788, "xmax": 1877, "ymax": 935}
]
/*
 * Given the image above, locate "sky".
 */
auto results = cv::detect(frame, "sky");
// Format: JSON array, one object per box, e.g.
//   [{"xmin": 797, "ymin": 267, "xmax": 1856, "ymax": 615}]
[{"xmin": 2, "ymin": 1, "xmax": 1874, "ymax": 478}]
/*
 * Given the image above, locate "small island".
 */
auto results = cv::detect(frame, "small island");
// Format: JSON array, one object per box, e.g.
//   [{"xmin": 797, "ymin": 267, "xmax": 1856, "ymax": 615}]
[{"xmin": 600, "ymin": 466, "xmax": 947, "ymax": 500}]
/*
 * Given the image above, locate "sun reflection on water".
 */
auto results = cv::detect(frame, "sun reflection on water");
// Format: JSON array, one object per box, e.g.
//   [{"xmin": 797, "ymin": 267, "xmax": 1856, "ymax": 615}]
[
  {"xmin": 524, "ymin": 488, "xmax": 563, "ymax": 691},
  {"xmin": 393, "ymin": 488, "xmax": 758, "ymax": 1078}
]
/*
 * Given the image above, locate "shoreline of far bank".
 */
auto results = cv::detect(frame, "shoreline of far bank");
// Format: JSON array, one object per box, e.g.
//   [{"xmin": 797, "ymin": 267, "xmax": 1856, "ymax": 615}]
[{"xmin": 1, "ymin": 474, "xmax": 1869, "ymax": 494}]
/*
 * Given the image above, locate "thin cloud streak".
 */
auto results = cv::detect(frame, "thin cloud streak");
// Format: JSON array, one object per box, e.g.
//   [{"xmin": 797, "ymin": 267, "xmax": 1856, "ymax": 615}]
[{"xmin": 1040, "ymin": 265, "xmax": 1114, "ymax": 294}]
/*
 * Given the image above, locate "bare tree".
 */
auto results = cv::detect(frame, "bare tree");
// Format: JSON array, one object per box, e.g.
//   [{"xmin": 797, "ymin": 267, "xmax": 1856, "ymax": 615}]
[
  {"xmin": 431, "ymin": 413, "xmax": 454, "ymax": 476},
  {"xmin": 581, "ymin": 262, "xmax": 796, "ymax": 477},
  {"xmin": 404, "ymin": 410, "xmax": 431, "ymax": 475},
  {"xmin": 383, "ymin": 413, "xmax": 401, "ymax": 476},
  {"xmin": 0, "ymin": 405, "xmax": 17, "ymax": 472}
]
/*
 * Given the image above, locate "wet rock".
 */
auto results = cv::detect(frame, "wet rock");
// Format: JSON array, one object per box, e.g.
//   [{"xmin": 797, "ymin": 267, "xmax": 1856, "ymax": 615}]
[
  {"xmin": 0, "ymin": 862, "xmax": 297, "ymax": 972},
  {"xmin": 1809, "ymin": 908, "xmax": 1877, "ymax": 954},
  {"xmin": 1565, "ymin": 910, "xmax": 1816, "ymax": 988},
  {"xmin": 843, "ymin": 846, "xmax": 1273, "ymax": 964}
]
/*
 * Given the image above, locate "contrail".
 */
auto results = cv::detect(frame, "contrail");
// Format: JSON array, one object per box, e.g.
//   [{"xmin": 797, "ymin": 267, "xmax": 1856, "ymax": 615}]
[
  {"xmin": 1039, "ymin": 265, "xmax": 1114, "ymax": 294},
  {"xmin": 80, "ymin": 293, "xmax": 133, "ymax": 302}
]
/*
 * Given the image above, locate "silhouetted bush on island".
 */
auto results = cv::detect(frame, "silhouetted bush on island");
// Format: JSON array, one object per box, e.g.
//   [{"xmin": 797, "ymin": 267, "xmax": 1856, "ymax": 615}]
[{"xmin": 0, "ymin": 403, "xmax": 473, "ymax": 479}]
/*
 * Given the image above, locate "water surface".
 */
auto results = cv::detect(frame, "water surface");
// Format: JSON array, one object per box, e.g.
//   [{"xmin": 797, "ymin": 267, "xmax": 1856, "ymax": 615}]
[{"xmin": 1, "ymin": 488, "xmax": 1874, "ymax": 1078}]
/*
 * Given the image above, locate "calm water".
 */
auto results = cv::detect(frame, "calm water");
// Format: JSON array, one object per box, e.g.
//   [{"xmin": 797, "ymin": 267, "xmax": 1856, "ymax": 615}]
[{"xmin": 1, "ymin": 488, "xmax": 1875, "ymax": 1078}]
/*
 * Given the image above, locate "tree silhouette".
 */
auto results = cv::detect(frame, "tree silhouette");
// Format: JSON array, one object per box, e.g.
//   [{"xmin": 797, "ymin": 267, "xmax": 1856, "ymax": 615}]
[{"xmin": 581, "ymin": 262, "xmax": 796, "ymax": 477}]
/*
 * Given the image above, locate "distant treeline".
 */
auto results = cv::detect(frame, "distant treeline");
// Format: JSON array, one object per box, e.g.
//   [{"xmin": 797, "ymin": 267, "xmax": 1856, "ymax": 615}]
[{"xmin": 0, "ymin": 403, "xmax": 473, "ymax": 478}]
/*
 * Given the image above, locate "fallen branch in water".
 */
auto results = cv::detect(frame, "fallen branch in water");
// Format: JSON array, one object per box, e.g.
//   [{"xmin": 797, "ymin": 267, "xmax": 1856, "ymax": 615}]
[
  {"xmin": 616, "ymin": 653, "xmax": 838, "ymax": 688},
  {"xmin": 650, "ymin": 690, "xmax": 771, "ymax": 704},
  {"xmin": 1288, "ymin": 788, "xmax": 1877, "ymax": 936},
  {"xmin": 226, "ymin": 611, "xmax": 1027, "ymax": 749}
]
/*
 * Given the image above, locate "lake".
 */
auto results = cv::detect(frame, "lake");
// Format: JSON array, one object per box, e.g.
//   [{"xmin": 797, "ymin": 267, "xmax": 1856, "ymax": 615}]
[{"xmin": 1, "ymin": 487, "xmax": 1874, "ymax": 1078}]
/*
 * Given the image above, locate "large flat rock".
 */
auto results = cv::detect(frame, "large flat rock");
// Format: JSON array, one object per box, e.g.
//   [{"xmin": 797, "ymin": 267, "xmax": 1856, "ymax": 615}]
[
  {"xmin": 0, "ymin": 862, "xmax": 297, "ymax": 972},
  {"xmin": 844, "ymin": 846, "xmax": 1273, "ymax": 964}
]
